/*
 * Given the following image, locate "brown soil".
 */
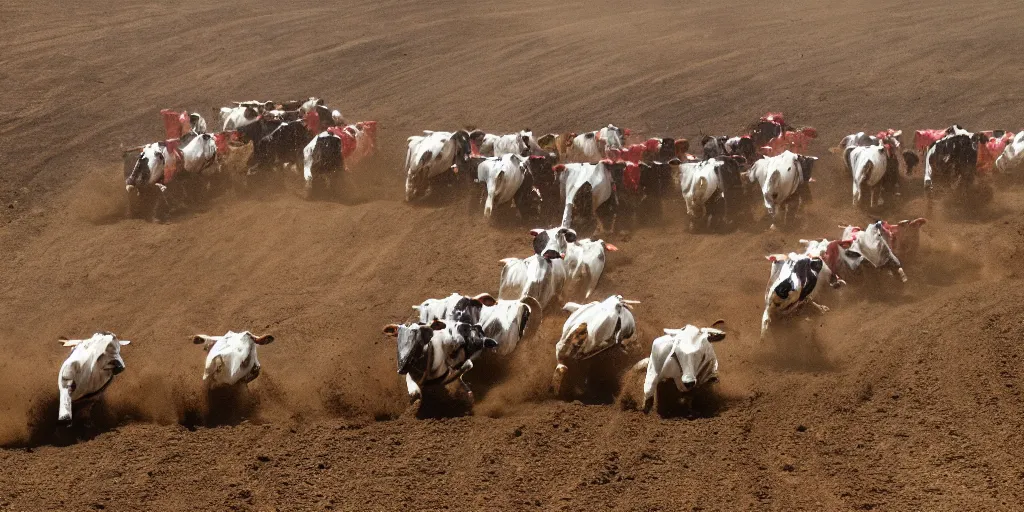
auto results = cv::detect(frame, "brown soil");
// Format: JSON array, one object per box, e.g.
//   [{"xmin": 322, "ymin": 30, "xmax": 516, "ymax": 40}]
[{"xmin": 1, "ymin": 0, "xmax": 1023, "ymax": 510}]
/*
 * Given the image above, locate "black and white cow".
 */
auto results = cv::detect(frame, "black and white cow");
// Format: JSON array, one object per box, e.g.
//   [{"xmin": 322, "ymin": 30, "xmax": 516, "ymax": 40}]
[
  {"xmin": 56, "ymin": 332, "xmax": 131, "ymax": 423},
  {"xmin": 996, "ymin": 131, "xmax": 1024, "ymax": 173},
  {"xmin": 236, "ymin": 119, "xmax": 312, "ymax": 175},
  {"xmin": 760, "ymin": 253, "xmax": 842, "ymax": 340},
  {"xmin": 702, "ymin": 135, "xmax": 756, "ymax": 163},
  {"xmin": 555, "ymin": 161, "xmax": 618, "ymax": 232},
  {"xmin": 563, "ymin": 238, "xmax": 617, "ymax": 300},
  {"xmin": 635, "ymin": 324, "xmax": 726, "ymax": 414},
  {"xmin": 404, "ymin": 130, "xmax": 473, "ymax": 201},
  {"xmin": 302, "ymin": 131, "xmax": 344, "ymax": 196},
  {"xmin": 498, "ymin": 226, "xmax": 577, "ymax": 310},
  {"xmin": 924, "ymin": 125, "xmax": 989, "ymax": 195},
  {"xmin": 192, "ymin": 331, "xmax": 275, "ymax": 388},
  {"xmin": 837, "ymin": 221, "xmax": 908, "ymax": 283},
  {"xmin": 382, "ymin": 319, "xmax": 497, "ymax": 402},
  {"xmin": 478, "ymin": 297, "xmax": 543, "ymax": 357},
  {"xmin": 469, "ymin": 130, "xmax": 542, "ymax": 158},
  {"xmin": 414, "ymin": 292, "xmax": 498, "ymax": 325},
  {"xmin": 124, "ymin": 142, "xmax": 173, "ymax": 220}
]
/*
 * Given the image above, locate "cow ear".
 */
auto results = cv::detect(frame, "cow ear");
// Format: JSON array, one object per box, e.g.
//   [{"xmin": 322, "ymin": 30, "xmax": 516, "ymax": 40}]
[
  {"xmin": 668, "ymin": 158, "xmax": 681, "ymax": 165},
  {"xmin": 473, "ymin": 293, "xmax": 497, "ymax": 307},
  {"xmin": 910, "ymin": 218, "xmax": 927, "ymax": 227},
  {"xmin": 552, "ymin": 164, "xmax": 566, "ymax": 173},
  {"xmin": 429, "ymin": 319, "xmax": 447, "ymax": 331},
  {"xmin": 59, "ymin": 338, "xmax": 81, "ymax": 347},
  {"xmin": 118, "ymin": 340, "xmax": 131, "ymax": 346},
  {"xmin": 382, "ymin": 324, "xmax": 400, "ymax": 336},
  {"xmin": 253, "ymin": 335, "xmax": 274, "ymax": 345},
  {"xmin": 529, "ymin": 229, "xmax": 543, "ymax": 237},
  {"xmin": 563, "ymin": 229, "xmax": 578, "ymax": 243}
]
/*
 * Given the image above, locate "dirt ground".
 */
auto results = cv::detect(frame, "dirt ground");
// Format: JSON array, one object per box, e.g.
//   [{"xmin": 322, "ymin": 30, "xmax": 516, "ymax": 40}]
[{"xmin": 1, "ymin": 0, "xmax": 1023, "ymax": 510}]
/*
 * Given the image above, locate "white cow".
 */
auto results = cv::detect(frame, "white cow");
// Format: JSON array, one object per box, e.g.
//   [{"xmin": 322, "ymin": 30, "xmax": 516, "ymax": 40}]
[
  {"xmin": 996, "ymin": 131, "xmax": 1024, "ymax": 173},
  {"xmin": 472, "ymin": 130, "xmax": 542, "ymax": 158},
  {"xmin": 180, "ymin": 132, "xmax": 220, "ymax": 175},
  {"xmin": 414, "ymin": 292, "xmax": 497, "ymax": 325},
  {"xmin": 382, "ymin": 319, "xmax": 497, "ymax": 402},
  {"xmin": 679, "ymin": 159, "xmax": 725, "ymax": 229},
  {"xmin": 761, "ymin": 253, "xmax": 840, "ymax": 340},
  {"xmin": 403, "ymin": 130, "xmax": 471, "ymax": 201},
  {"xmin": 563, "ymin": 238, "xmax": 617, "ymax": 299},
  {"xmin": 552, "ymin": 295, "xmax": 639, "ymax": 394},
  {"xmin": 567, "ymin": 125, "xmax": 627, "ymax": 162},
  {"xmin": 846, "ymin": 144, "xmax": 889, "ymax": 207},
  {"xmin": 635, "ymin": 325, "xmax": 725, "ymax": 413},
  {"xmin": 556, "ymin": 161, "xmax": 616, "ymax": 230},
  {"xmin": 477, "ymin": 153, "xmax": 533, "ymax": 217},
  {"xmin": 478, "ymin": 297, "xmax": 543, "ymax": 356},
  {"xmin": 191, "ymin": 331, "xmax": 275, "ymax": 388},
  {"xmin": 746, "ymin": 150, "xmax": 816, "ymax": 229},
  {"xmin": 56, "ymin": 332, "xmax": 131, "ymax": 423},
  {"xmin": 498, "ymin": 227, "xmax": 577, "ymax": 309}
]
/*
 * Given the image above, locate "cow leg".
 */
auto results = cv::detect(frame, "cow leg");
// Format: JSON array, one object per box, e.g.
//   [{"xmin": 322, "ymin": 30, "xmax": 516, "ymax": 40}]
[
  {"xmin": 760, "ymin": 308, "xmax": 772, "ymax": 340},
  {"xmin": 642, "ymin": 362, "xmax": 658, "ymax": 414},
  {"xmin": 852, "ymin": 181, "xmax": 860, "ymax": 207},
  {"xmin": 810, "ymin": 301, "xmax": 830, "ymax": 314},
  {"xmin": 405, "ymin": 374, "xmax": 422, "ymax": 403},
  {"xmin": 154, "ymin": 183, "xmax": 170, "ymax": 223},
  {"xmin": 457, "ymin": 375, "xmax": 474, "ymax": 403},
  {"xmin": 552, "ymin": 363, "xmax": 569, "ymax": 397}
]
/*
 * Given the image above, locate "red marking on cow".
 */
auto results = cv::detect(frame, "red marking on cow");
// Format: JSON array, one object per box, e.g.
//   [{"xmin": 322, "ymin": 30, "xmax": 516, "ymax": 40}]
[
  {"xmin": 162, "ymin": 139, "xmax": 182, "ymax": 183},
  {"xmin": 760, "ymin": 112, "xmax": 786, "ymax": 126},
  {"xmin": 619, "ymin": 144, "xmax": 645, "ymax": 163},
  {"xmin": 160, "ymin": 109, "xmax": 186, "ymax": 140},
  {"xmin": 822, "ymin": 239, "xmax": 854, "ymax": 278},
  {"xmin": 913, "ymin": 129, "xmax": 946, "ymax": 152},
  {"xmin": 623, "ymin": 162, "xmax": 641, "ymax": 192},
  {"xmin": 599, "ymin": 158, "xmax": 614, "ymax": 165},
  {"xmin": 644, "ymin": 138, "xmax": 660, "ymax": 153},
  {"xmin": 978, "ymin": 131, "xmax": 1015, "ymax": 173},
  {"xmin": 553, "ymin": 164, "xmax": 567, "ymax": 173},
  {"xmin": 303, "ymin": 110, "xmax": 320, "ymax": 134},
  {"xmin": 623, "ymin": 128, "xmax": 631, "ymax": 137},
  {"xmin": 213, "ymin": 132, "xmax": 231, "ymax": 154}
]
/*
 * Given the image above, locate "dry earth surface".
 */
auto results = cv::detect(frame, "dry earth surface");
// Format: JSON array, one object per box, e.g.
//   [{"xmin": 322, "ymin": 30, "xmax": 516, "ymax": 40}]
[{"xmin": 1, "ymin": 0, "xmax": 1023, "ymax": 510}]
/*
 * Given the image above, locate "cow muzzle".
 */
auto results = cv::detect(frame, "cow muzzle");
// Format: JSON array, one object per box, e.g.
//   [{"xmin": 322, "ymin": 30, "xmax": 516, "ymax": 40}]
[
  {"xmin": 682, "ymin": 379, "xmax": 696, "ymax": 390},
  {"xmin": 543, "ymin": 249, "xmax": 562, "ymax": 260},
  {"xmin": 111, "ymin": 362, "xmax": 125, "ymax": 375}
]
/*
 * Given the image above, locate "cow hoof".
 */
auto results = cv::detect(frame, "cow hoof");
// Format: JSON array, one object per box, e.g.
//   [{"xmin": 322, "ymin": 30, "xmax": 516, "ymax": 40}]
[{"xmin": 642, "ymin": 397, "xmax": 654, "ymax": 414}]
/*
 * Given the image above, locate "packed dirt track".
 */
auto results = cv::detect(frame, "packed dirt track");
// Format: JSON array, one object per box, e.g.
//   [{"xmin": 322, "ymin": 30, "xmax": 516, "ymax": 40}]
[{"xmin": 2, "ymin": 0, "xmax": 1024, "ymax": 510}]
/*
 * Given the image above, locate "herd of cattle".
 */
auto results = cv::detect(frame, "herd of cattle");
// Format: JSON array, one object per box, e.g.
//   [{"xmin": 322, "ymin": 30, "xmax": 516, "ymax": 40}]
[
  {"xmin": 54, "ymin": 113, "xmax": 1024, "ymax": 428},
  {"xmin": 122, "ymin": 98, "xmax": 378, "ymax": 219}
]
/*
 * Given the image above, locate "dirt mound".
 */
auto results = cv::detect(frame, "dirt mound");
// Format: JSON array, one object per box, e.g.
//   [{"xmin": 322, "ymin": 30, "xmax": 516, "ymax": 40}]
[{"xmin": 1, "ymin": 0, "xmax": 1023, "ymax": 510}]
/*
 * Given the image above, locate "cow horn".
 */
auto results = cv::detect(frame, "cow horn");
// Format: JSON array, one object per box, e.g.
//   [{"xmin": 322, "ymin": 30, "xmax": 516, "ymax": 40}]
[{"xmin": 622, "ymin": 299, "xmax": 641, "ymax": 305}]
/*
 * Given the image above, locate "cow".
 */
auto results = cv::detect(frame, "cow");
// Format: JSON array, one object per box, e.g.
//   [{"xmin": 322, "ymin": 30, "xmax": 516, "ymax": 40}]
[
  {"xmin": 235, "ymin": 119, "xmax": 312, "ymax": 175},
  {"xmin": 537, "ymin": 132, "xmax": 577, "ymax": 161},
  {"xmin": 179, "ymin": 132, "xmax": 220, "ymax": 175},
  {"xmin": 414, "ymin": 292, "xmax": 498, "ymax": 325},
  {"xmin": 219, "ymin": 104, "xmax": 263, "ymax": 131},
  {"xmin": 298, "ymin": 97, "xmax": 325, "ymax": 114},
  {"xmin": 634, "ymin": 324, "xmax": 726, "ymax": 414},
  {"xmin": 328, "ymin": 121, "xmax": 378, "ymax": 169},
  {"xmin": 56, "ymin": 332, "xmax": 131, "ymax": 424},
  {"xmin": 745, "ymin": 150, "xmax": 816, "ymax": 229},
  {"xmin": 566, "ymin": 125, "xmax": 628, "ymax": 162},
  {"xmin": 403, "ymin": 130, "xmax": 473, "ymax": 201},
  {"xmin": 839, "ymin": 218, "xmax": 927, "ymax": 262},
  {"xmin": 913, "ymin": 129, "xmax": 947, "ymax": 154},
  {"xmin": 382, "ymin": 319, "xmax": 497, "ymax": 403},
  {"xmin": 525, "ymin": 152, "xmax": 563, "ymax": 224},
  {"xmin": 761, "ymin": 253, "xmax": 841, "ymax": 340},
  {"xmin": 979, "ymin": 130, "xmax": 1016, "ymax": 173},
  {"xmin": 846, "ymin": 144, "xmax": 890, "ymax": 208},
  {"xmin": 608, "ymin": 158, "xmax": 680, "ymax": 228},
  {"xmin": 478, "ymin": 297, "xmax": 543, "ymax": 357},
  {"xmin": 476, "ymin": 153, "xmax": 542, "ymax": 220},
  {"xmin": 125, "ymin": 141, "xmax": 175, "ymax": 220},
  {"xmin": 563, "ymin": 238, "xmax": 617, "ymax": 300},
  {"xmin": 923, "ymin": 125, "xmax": 989, "ymax": 195},
  {"xmin": 302, "ymin": 131, "xmax": 344, "ymax": 196},
  {"xmin": 702, "ymin": 135, "xmax": 756, "ymax": 163},
  {"xmin": 679, "ymin": 158, "xmax": 734, "ymax": 231},
  {"xmin": 555, "ymin": 160, "xmax": 617, "ymax": 232},
  {"xmin": 836, "ymin": 220, "xmax": 908, "ymax": 283},
  {"xmin": 996, "ymin": 131, "xmax": 1024, "ymax": 173},
  {"xmin": 497, "ymin": 226, "xmax": 577, "ymax": 310},
  {"xmin": 191, "ymin": 331, "xmax": 275, "ymax": 388},
  {"xmin": 189, "ymin": 113, "xmax": 208, "ymax": 135},
  {"xmin": 552, "ymin": 295, "xmax": 639, "ymax": 396},
  {"xmin": 469, "ymin": 129, "xmax": 542, "ymax": 158}
]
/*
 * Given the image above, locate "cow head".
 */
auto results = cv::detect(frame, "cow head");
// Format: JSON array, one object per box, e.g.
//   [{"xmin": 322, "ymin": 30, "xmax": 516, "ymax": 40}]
[
  {"xmin": 530, "ymin": 226, "xmax": 577, "ymax": 260},
  {"xmin": 601, "ymin": 124, "xmax": 625, "ymax": 149},
  {"xmin": 451, "ymin": 322, "xmax": 498, "ymax": 357},
  {"xmin": 664, "ymin": 325, "xmax": 725, "ymax": 390},
  {"xmin": 451, "ymin": 293, "xmax": 497, "ymax": 324},
  {"xmin": 192, "ymin": 331, "xmax": 274, "ymax": 386},
  {"xmin": 383, "ymin": 320, "xmax": 445, "ymax": 375},
  {"xmin": 126, "ymin": 144, "xmax": 166, "ymax": 192}
]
